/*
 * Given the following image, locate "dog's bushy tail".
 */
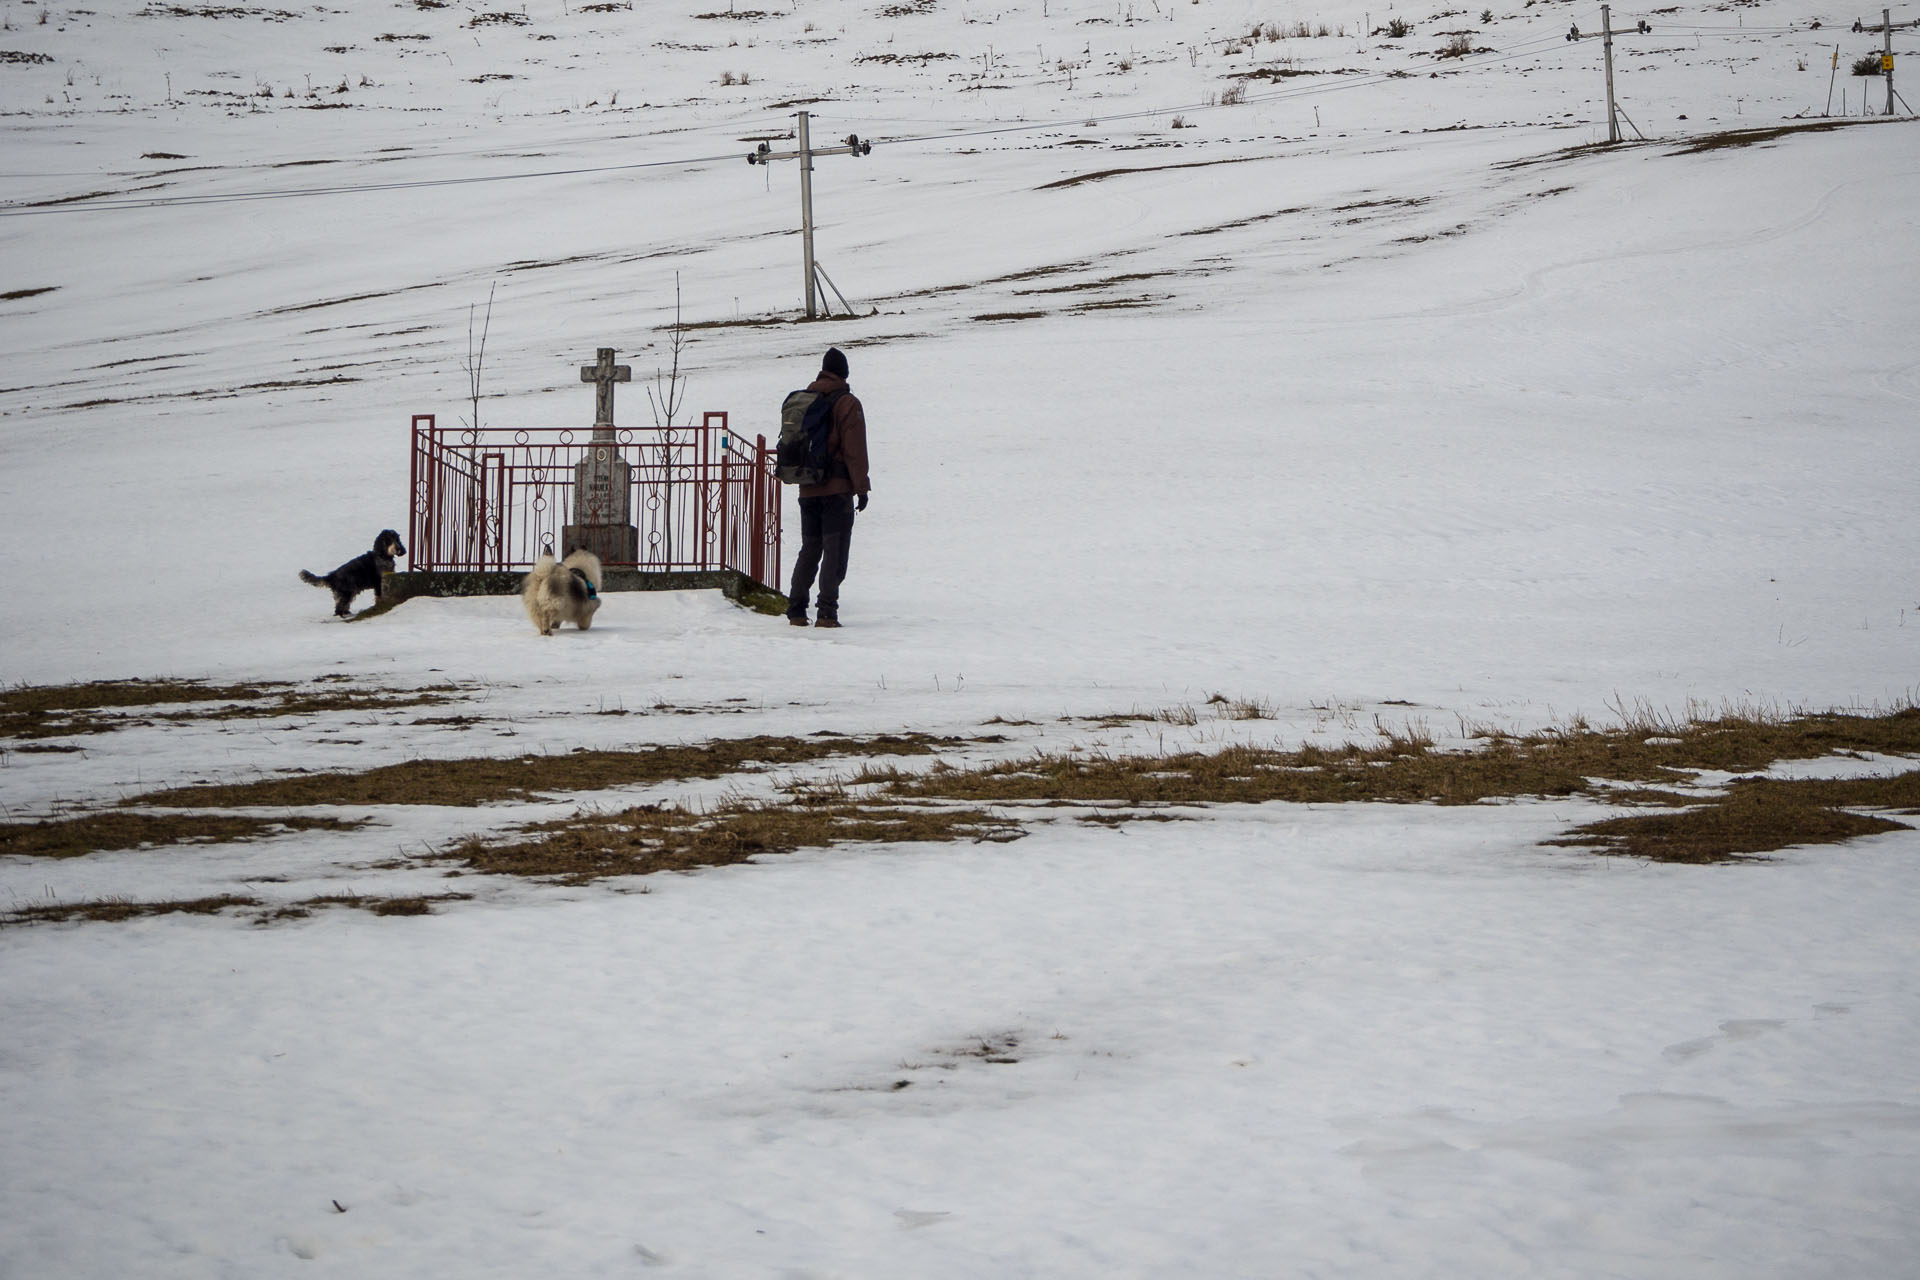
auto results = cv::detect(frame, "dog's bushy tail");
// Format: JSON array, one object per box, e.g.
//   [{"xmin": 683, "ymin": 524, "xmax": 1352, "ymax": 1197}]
[{"xmin": 299, "ymin": 570, "xmax": 326, "ymax": 587}]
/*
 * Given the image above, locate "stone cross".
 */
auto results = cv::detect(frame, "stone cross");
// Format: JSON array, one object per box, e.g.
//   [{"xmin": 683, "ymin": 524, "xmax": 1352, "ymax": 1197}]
[
  {"xmin": 567, "ymin": 347, "xmax": 639, "ymax": 565},
  {"xmin": 580, "ymin": 347, "xmax": 631, "ymax": 431}
]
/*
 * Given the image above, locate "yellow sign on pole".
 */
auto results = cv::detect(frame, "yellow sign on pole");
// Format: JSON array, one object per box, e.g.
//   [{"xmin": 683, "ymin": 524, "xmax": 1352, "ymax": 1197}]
[{"xmin": 1884, "ymin": 53, "xmax": 1896, "ymax": 72}]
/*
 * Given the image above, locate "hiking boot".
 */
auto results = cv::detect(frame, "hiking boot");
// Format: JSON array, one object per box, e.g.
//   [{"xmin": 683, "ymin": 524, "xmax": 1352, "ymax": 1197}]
[
  {"xmin": 814, "ymin": 617, "xmax": 842, "ymax": 629},
  {"xmin": 787, "ymin": 614, "xmax": 809, "ymax": 627}
]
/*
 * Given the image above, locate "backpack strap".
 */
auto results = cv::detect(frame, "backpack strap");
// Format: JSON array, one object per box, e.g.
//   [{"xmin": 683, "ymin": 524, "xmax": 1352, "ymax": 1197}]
[{"xmin": 808, "ymin": 389, "xmax": 849, "ymax": 478}]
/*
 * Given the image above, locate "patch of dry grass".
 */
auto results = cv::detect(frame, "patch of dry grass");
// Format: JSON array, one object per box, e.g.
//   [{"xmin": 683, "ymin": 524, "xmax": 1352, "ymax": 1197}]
[
  {"xmin": 435, "ymin": 796, "xmax": 1023, "ymax": 884},
  {"xmin": 878, "ymin": 708, "xmax": 1920, "ymax": 862},
  {"xmin": 4, "ymin": 891, "xmax": 475, "ymax": 928},
  {"xmin": 2, "ymin": 894, "xmax": 262, "ymax": 926},
  {"xmin": 0, "ymin": 812, "xmax": 369, "ymax": 859},
  {"xmin": 16, "ymin": 696, "xmax": 1919, "ymax": 901},
  {"xmin": 880, "ymin": 733, "xmax": 1579, "ymax": 807},
  {"xmin": 935, "ymin": 707, "xmax": 1916, "ymax": 807},
  {"xmin": 1553, "ymin": 770, "xmax": 1920, "ymax": 863},
  {"xmin": 1668, "ymin": 119, "xmax": 1868, "ymax": 154},
  {"xmin": 129, "ymin": 733, "xmax": 970, "ymax": 809},
  {"xmin": 259, "ymin": 892, "xmax": 474, "ymax": 921},
  {"xmin": 1, "ymin": 678, "xmax": 285, "ymax": 738},
  {"xmin": 0, "ymin": 677, "xmax": 462, "ymax": 739}
]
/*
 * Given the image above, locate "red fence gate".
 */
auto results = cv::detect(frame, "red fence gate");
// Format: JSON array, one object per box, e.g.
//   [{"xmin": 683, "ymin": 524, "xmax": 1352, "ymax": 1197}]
[{"xmin": 409, "ymin": 412, "xmax": 782, "ymax": 589}]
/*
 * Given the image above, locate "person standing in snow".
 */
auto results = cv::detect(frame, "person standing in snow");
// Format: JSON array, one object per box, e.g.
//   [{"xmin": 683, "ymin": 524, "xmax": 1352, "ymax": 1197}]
[{"xmin": 786, "ymin": 346, "xmax": 870, "ymax": 629}]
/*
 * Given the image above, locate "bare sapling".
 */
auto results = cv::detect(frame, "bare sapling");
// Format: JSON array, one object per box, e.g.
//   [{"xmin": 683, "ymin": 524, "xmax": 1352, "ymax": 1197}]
[
  {"xmin": 647, "ymin": 274, "xmax": 690, "ymax": 562},
  {"xmin": 462, "ymin": 282, "xmax": 496, "ymax": 430}
]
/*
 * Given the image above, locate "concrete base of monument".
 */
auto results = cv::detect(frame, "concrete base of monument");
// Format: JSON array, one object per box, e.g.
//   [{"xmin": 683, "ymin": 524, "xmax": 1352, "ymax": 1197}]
[
  {"xmin": 562, "ymin": 523, "xmax": 640, "ymax": 566},
  {"xmin": 361, "ymin": 569, "xmax": 788, "ymax": 621}
]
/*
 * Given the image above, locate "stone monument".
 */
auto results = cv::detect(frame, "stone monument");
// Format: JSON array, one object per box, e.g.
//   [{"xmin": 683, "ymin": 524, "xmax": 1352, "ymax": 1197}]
[{"xmin": 563, "ymin": 348, "xmax": 640, "ymax": 565}]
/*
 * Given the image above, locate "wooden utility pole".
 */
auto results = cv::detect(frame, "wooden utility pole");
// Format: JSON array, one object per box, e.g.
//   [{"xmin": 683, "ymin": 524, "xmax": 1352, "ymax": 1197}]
[{"xmin": 748, "ymin": 112, "xmax": 873, "ymax": 319}]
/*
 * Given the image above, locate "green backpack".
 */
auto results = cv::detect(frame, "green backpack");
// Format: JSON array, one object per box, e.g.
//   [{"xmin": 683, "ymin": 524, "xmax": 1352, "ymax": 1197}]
[{"xmin": 775, "ymin": 388, "xmax": 845, "ymax": 486}]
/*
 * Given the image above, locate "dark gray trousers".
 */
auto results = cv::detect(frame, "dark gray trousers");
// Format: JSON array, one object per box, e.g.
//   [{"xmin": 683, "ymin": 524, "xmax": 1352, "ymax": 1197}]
[{"xmin": 788, "ymin": 494, "xmax": 856, "ymax": 620}]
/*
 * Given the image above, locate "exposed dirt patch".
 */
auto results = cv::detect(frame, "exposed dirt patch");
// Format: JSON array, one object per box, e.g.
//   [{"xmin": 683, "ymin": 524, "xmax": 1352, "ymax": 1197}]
[
  {"xmin": 1014, "ymin": 270, "xmax": 1177, "ymax": 295},
  {"xmin": 56, "ymin": 374, "xmax": 362, "ymax": 410},
  {"xmin": 1068, "ymin": 295, "xmax": 1169, "ymax": 312},
  {"xmin": 1240, "ymin": 66, "xmax": 1351, "ymax": 79},
  {"xmin": 1180, "ymin": 206, "xmax": 1309, "ymax": 237},
  {"xmin": 90, "ymin": 351, "xmax": 197, "ymax": 368},
  {"xmin": 855, "ymin": 51, "xmax": 956, "ymax": 64},
  {"xmin": 14, "ymin": 190, "xmax": 130, "ymax": 209},
  {"xmin": 264, "ymin": 284, "xmax": 437, "ymax": 315},
  {"xmin": 136, "ymin": 6, "xmax": 300, "ymax": 19},
  {"xmin": 1, "ymin": 287, "xmax": 57, "ymax": 301},
  {"xmin": 1331, "ymin": 196, "xmax": 1431, "ymax": 214},
  {"xmin": 1038, "ymin": 155, "xmax": 1260, "ymax": 190}
]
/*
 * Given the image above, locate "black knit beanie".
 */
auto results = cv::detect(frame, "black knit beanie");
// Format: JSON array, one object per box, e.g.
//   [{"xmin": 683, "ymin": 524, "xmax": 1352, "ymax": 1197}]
[{"xmin": 822, "ymin": 347, "xmax": 849, "ymax": 378}]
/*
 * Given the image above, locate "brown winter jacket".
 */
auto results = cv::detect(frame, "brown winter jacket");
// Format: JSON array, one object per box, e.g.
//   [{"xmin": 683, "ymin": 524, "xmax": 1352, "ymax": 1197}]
[{"xmin": 797, "ymin": 372, "xmax": 870, "ymax": 500}]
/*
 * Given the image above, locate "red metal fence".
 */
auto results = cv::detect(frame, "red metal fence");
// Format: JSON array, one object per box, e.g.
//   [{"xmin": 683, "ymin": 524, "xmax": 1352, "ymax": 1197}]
[{"xmin": 408, "ymin": 412, "xmax": 782, "ymax": 589}]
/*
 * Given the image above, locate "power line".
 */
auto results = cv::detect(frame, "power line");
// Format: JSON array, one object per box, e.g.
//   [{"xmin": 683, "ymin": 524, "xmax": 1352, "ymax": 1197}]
[{"xmin": 0, "ymin": 147, "xmax": 749, "ymax": 216}]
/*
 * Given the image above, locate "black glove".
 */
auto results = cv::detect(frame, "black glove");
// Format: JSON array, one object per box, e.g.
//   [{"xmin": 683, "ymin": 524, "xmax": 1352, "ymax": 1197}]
[{"xmin": 856, "ymin": 493, "xmax": 869, "ymax": 512}]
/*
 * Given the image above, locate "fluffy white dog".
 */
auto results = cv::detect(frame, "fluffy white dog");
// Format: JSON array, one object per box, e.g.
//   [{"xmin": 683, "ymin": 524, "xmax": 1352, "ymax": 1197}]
[{"xmin": 521, "ymin": 548, "xmax": 602, "ymax": 636}]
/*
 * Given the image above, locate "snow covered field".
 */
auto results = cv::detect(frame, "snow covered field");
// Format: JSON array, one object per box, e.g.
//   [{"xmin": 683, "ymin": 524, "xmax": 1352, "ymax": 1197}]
[{"xmin": 3, "ymin": 1, "xmax": 1919, "ymax": 1275}]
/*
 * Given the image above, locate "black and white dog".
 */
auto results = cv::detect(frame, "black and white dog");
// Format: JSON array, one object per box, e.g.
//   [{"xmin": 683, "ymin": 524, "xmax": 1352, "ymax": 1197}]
[{"xmin": 300, "ymin": 529, "xmax": 405, "ymax": 618}]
